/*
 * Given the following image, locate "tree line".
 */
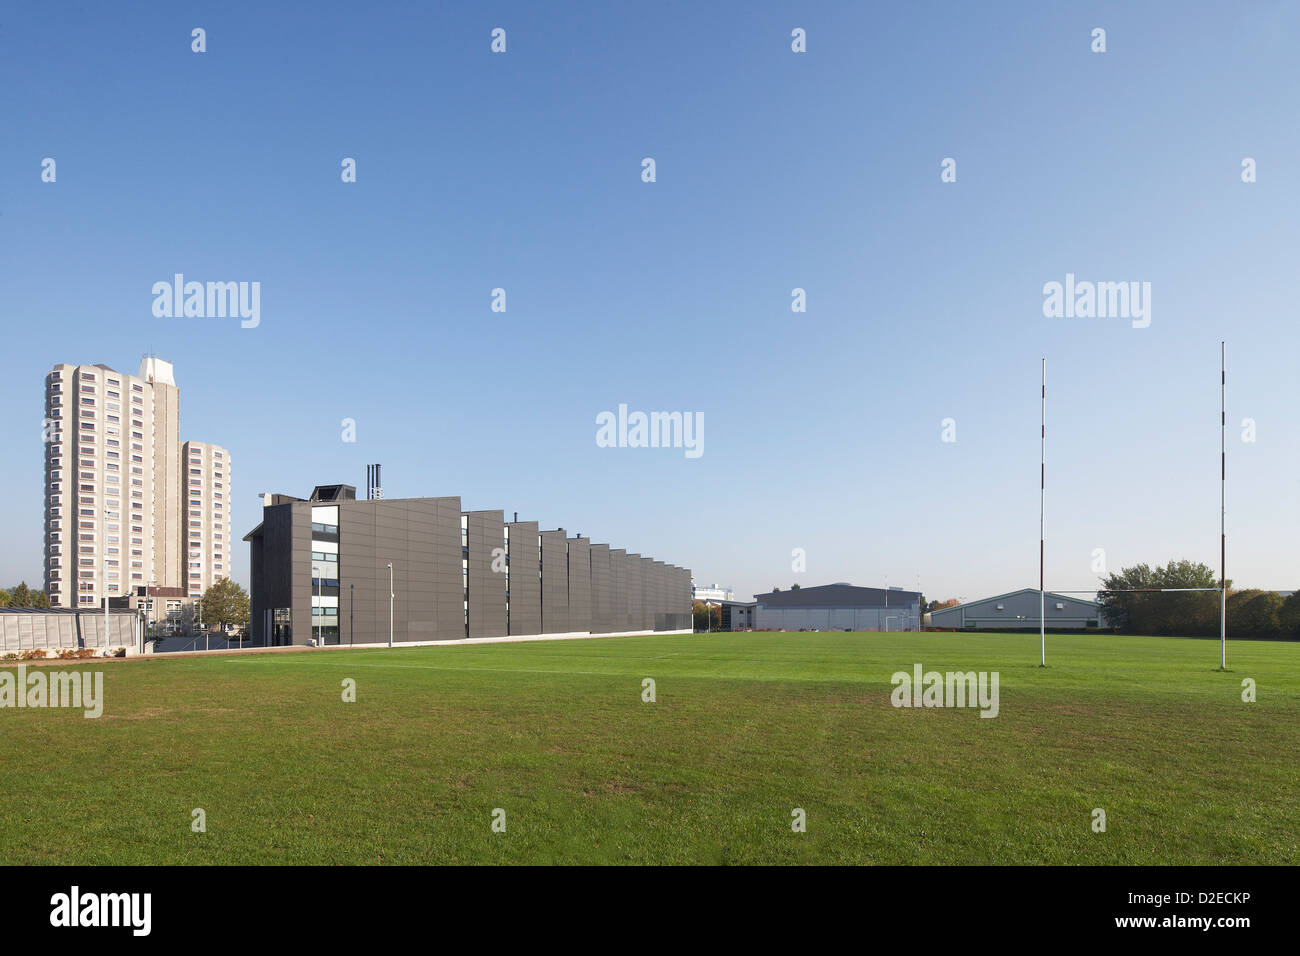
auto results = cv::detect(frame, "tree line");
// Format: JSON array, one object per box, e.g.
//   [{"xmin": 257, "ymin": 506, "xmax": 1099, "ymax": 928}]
[
  {"xmin": 1099, "ymin": 559, "xmax": 1298, "ymax": 639},
  {"xmin": 0, "ymin": 579, "xmax": 250, "ymax": 632},
  {"xmin": 0, "ymin": 582, "xmax": 50, "ymax": 608}
]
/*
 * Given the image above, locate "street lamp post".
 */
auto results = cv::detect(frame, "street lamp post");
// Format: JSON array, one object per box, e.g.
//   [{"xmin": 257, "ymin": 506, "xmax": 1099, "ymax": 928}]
[
  {"xmin": 313, "ymin": 563, "xmax": 323, "ymax": 646},
  {"xmin": 387, "ymin": 562, "xmax": 394, "ymax": 648},
  {"xmin": 102, "ymin": 507, "xmax": 111, "ymax": 651}
]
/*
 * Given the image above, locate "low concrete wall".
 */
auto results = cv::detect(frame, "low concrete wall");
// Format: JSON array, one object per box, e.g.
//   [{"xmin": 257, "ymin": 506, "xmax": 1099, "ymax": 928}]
[{"xmin": 0, "ymin": 610, "xmax": 139, "ymax": 655}]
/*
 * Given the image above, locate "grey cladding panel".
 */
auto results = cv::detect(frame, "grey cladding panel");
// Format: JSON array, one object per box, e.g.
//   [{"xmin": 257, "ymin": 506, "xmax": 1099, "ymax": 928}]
[
  {"xmin": 567, "ymin": 537, "xmax": 591, "ymax": 633},
  {"xmin": 589, "ymin": 544, "xmax": 612, "ymax": 633},
  {"xmin": 506, "ymin": 521, "xmax": 540, "ymax": 635},
  {"xmin": 466, "ymin": 511, "xmax": 507, "ymax": 639},
  {"xmin": 540, "ymin": 530, "xmax": 569, "ymax": 633}
]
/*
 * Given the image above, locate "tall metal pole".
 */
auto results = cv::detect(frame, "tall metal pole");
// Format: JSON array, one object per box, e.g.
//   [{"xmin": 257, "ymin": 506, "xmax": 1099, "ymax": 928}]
[
  {"xmin": 1040, "ymin": 359, "xmax": 1046, "ymax": 667},
  {"xmin": 388, "ymin": 562, "xmax": 394, "ymax": 647},
  {"xmin": 313, "ymin": 563, "xmax": 322, "ymax": 646},
  {"xmin": 1220, "ymin": 342, "xmax": 1226, "ymax": 669},
  {"xmin": 103, "ymin": 508, "xmax": 110, "ymax": 651}
]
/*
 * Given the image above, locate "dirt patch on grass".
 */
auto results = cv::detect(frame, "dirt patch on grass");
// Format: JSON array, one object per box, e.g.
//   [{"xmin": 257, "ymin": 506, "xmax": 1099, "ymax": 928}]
[
  {"xmin": 101, "ymin": 707, "xmax": 179, "ymax": 720},
  {"xmin": 583, "ymin": 781, "xmax": 645, "ymax": 796}
]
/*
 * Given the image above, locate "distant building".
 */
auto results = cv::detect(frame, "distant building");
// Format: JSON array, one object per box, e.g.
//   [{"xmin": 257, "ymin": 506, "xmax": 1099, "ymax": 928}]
[
  {"xmin": 753, "ymin": 583, "xmax": 921, "ymax": 631},
  {"xmin": 715, "ymin": 599, "xmax": 756, "ymax": 631},
  {"xmin": 928, "ymin": 588, "xmax": 1103, "ymax": 629},
  {"xmin": 693, "ymin": 584, "xmax": 733, "ymax": 602},
  {"xmin": 244, "ymin": 483, "xmax": 692, "ymax": 646},
  {"xmin": 180, "ymin": 441, "xmax": 232, "ymax": 599},
  {"xmin": 109, "ymin": 584, "xmax": 189, "ymax": 633},
  {"xmin": 43, "ymin": 357, "xmax": 229, "ymax": 608}
]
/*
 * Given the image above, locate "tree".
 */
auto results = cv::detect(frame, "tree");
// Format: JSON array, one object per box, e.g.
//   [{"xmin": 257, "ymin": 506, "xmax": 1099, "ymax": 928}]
[
  {"xmin": 921, "ymin": 598, "xmax": 958, "ymax": 614},
  {"xmin": 1099, "ymin": 560, "xmax": 1224, "ymax": 635},
  {"xmin": 692, "ymin": 601, "xmax": 721, "ymax": 632},
  {"xmin": 1097, "ymin": 563, "xmax": 1155, "ymax": 631},
  {"xmin": 1280, "ymin": 591, "xmax": 1300, "ymax": 639},
  {"xmin": 1226, "ymin": 590, "xmax": 1284, "ymax": 639},
  {"xmin": 9, "ymin": 582, "xmax": 33, "ymax": 607},
  {"xmin": 197, "ymin": 578, "xmax": 250, "ymax": 630},
  {"xmin": 790, "ymin": 583, "xmax": 800, "ymax": 590},
  {"xmin": 0, "ymin": 590, "xmax": 9, "ymax": 608}
]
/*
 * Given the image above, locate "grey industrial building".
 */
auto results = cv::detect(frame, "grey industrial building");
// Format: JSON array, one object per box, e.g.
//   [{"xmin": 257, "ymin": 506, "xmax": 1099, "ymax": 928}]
[
  {"xmin": 927, "ymin": 588, "xmax": 1104, "ymax": 630},
  {"xmin": 717, "ymin": 599, "xmax": 755, "ymax": 631},
  {"xmin": 752, "ymin": 583, "xmax": 922, "ymax": 631},
  {"xmin": 243, "ymin": 484, "xmax": 693, "ymax": 646}
]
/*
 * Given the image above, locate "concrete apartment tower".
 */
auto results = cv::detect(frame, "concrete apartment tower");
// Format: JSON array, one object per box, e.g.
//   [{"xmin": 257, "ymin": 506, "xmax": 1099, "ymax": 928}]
[
  {"xmin": 180, "ymin": 440, "xmax": 232, "ymax": 599},
  {"xmin": 140, "ymin": 356, "xmax": 182, "ymax": 598},
  {"xmin": 43, "ymin": 356, "xmax": 227, "ymax": 609}
]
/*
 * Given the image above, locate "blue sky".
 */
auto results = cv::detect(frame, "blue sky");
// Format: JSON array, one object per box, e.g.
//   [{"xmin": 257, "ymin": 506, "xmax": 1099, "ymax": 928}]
[{"xmin": 2, "ymin": 1, "xmax": 1297, "ymax": 603}]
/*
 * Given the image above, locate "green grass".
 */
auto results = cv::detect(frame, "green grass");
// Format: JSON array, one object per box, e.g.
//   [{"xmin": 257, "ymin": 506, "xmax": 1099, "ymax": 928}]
[{"xmin": 1, "ymin": 631, "xmax": 1296, "ymax": 865}]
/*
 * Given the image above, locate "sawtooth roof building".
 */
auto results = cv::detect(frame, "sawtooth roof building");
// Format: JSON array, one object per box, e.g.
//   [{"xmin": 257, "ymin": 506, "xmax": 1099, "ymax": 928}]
[{"xmin": 244, "ymin": 483, "xmax": 692, "ymax": 647}]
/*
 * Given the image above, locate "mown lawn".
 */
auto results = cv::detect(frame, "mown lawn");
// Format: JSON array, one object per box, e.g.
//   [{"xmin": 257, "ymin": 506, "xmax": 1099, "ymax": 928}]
[{"xmin": 1, "ymin": 631, "xmax": 1295, "ymax": 864}]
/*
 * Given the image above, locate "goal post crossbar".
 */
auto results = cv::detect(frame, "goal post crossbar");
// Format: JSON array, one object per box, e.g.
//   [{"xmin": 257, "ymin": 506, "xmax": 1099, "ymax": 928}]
[{"xmin": 1048, "ymin": 588, "xmax": 1222, "ymax": 594}]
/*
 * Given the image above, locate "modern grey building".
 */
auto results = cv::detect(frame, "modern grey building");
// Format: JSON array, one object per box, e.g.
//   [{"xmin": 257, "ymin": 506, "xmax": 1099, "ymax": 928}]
[
  {"xmin": 243, "ymin": 484, "xmax": 693, "ymax": 646},
  {"xmin": 928, "ymin": 588, "xmax": 1104, "ymax": 630},
  {"xmin": 752, "ymin": 583, "xmax": 922, "ymax": 631},
  {"xmin": 716, "ymin": 599, "xmax": 756, "ymax": 631}
]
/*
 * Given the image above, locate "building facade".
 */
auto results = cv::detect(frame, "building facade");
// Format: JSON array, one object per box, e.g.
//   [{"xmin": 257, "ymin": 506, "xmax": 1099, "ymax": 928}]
[
  {"xmin": 43, "ymin": 357, "xmax": 228, "ymax": 609},
  {"xmin": 717, "ymin": 600, "xmax": 755, "ymax": 631},
  {"xmin": 928, "ymin": 589, "xmax": 1104, "ymax": 629},
  {"xmin": 243, "ymin": 484, "xmax": 693, "ymax": 646},
  {"xmin": 752, "ymin": 583, "xmax": 921, "ymax": 631},
  {"xmin": 180, "ymin": 441, "xmax": 232, "ymax": 599},
  {"xmin": 692, "ymin": 584, "xmax": 734, "ymax": 602}
]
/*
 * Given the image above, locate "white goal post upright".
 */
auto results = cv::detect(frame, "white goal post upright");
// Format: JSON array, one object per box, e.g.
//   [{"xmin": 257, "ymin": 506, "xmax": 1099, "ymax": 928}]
[
  {"xmin": 1040, "ymin": 359, "xmax": 1046, "ymax": 667},
  {"xmin": 1220, "ymin": 342, "xmax": 1227, "ymax": 670}
]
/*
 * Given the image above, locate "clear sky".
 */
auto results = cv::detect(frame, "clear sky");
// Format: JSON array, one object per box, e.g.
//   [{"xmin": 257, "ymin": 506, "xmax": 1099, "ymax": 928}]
[{"xmin": 2, "ymin": 2, "xmax": 1297, "ymax": 604}]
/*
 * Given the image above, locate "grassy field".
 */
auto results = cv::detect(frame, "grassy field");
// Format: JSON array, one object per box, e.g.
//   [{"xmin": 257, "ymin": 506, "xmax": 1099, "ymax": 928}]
[{"xmin": 1, "ymin": 631, "xmax": 1296, "ymax": 865}]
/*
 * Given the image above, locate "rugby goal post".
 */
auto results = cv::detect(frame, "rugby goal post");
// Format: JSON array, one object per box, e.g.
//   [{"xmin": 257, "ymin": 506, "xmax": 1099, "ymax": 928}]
[{"xmin": 1039, "ymin": 345, "xmax": 1228, "ymax": 668}]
